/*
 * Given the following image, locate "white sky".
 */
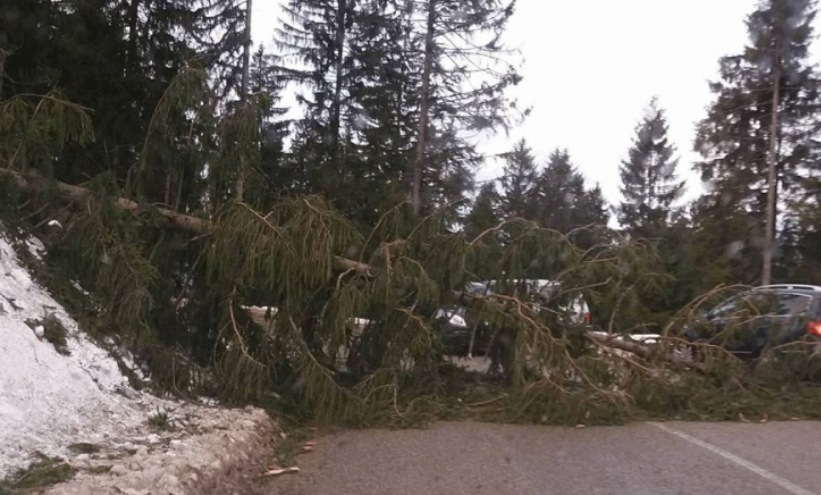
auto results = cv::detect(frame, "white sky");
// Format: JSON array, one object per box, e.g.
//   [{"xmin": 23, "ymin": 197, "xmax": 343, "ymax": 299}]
[{"xmin": 250, "ymin": 0, "xmax": 821, "ymax": 208}]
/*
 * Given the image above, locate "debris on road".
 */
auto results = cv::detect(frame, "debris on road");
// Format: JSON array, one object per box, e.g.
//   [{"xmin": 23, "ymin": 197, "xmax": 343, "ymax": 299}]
[{"xmin": 263, "ymin": 466, "xmax": 300, "ymax": 477}]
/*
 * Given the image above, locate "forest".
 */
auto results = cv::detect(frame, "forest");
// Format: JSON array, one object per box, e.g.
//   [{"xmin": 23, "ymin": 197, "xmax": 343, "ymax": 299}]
[{"xmin": 2, "ymin": 0, "xmax": 821, "ymax": 425}]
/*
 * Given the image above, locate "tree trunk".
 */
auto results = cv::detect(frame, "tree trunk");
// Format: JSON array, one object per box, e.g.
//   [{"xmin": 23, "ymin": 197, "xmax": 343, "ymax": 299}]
[
  {"xmin": 236, "ymin": 0, "xmax": 254, "ymax": 201},
  {"xmin": 126, "ymin": 0, "xmax": 142, "ymax": 80},
  {"xmin": 330, "ymin": 0, "xmax": 347, "ymax": 166},
  {"xmin": 0, "ymin": 48, "xmax": 7, "ymax": 100},
  {"xmin": 3, "ymin": 170, "xmax": 707, "ymax": 370},
  {"xmin": 240, "ymin": 0, "xmax": 253, "ymax": 101},
  {"xmin": 412, "ymin": 0, "xmax": 436, "ymax": 216},
  {"xmin": 1, "ymin": 168, "xmax": 376, "ymax": 275},
  {"xmin": 763, "ymin": 62, "xmax": 781, "ymax": 286}
]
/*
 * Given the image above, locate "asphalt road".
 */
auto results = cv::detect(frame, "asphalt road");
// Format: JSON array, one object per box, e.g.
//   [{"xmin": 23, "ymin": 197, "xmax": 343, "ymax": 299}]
[{"xmin": 257, "ymin": 420, "xmax": 821, "ymax": 495}]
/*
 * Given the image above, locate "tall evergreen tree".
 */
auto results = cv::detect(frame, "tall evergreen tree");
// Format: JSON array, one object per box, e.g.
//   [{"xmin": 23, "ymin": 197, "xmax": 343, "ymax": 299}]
[
  {"xmin": 575, "ymin": 183, "xmax": 610, "ymax": 228},
  {"xmin": 275, "ymin": 0, "xmax": 423, "ymax": 226},
  {"xmin": 275, "ymin": 0, "xmax": 355, "ymax": 174},
  {"xmin": 498, "ymin": 139, "xmax": 538, "ymax": 220},
  {"xmin": 1, "ymin": 0, "xmax": 249, "ymax": 207},
  {"xmin": 410, "ymin": 0, "xmax": 524, "ymax": 215},
  {"xmin": 464, "ymin": 182, "xmax": 502, "ymax": 239},
  {"xmin": 694, "ymin": 0, "xmax": 821, "ymax": 284},
  {"xmin": 617, "ymin": 97, "xmax": 685, "ymax": 238},
  {"xmin": 242, "ymin": 45, "xmax": 291, "ymax": 209},
  {"xmin": 534, "ymin": 148, "xmax": 586, "ymax": 233}
]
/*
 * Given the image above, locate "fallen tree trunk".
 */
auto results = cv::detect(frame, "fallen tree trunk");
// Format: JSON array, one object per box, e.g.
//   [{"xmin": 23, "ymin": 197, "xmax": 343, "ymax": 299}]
[
  {"xmin": 3, "ymin": 169, "xmax": 373, "ymax": 276},
  {"xmin": 6, "ymin": 169, "xmax": 700, "ymax": 371},
  {"xmin": 586, "ymin": 331, "xmax": 704, "ymax": 372}
]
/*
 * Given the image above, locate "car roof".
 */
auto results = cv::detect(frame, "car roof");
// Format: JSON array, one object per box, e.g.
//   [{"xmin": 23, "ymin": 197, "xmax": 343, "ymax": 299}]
[{"xmin": 752, "ymin": 284, "xmax": 821, "ymax": 295}]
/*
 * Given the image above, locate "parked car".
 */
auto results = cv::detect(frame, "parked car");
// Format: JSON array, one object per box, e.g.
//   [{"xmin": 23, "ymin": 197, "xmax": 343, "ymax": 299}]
[
  {"xmin": 434, "ymin": 279, "xmax": 592, "ymax": 357},
  {"xmin": 681, "ymin": 284, "xmax": 821, "ymax": 360}
]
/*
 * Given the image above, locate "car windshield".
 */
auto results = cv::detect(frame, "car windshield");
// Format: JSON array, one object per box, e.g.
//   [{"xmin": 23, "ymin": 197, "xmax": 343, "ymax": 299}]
[{"xmin": 709, "ymin": 291, "xmax": 812, "ymax": 319}]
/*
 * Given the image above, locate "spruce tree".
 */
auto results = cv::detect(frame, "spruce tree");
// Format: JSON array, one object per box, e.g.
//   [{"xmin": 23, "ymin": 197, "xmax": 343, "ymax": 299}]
[
  {"xmin": 499, "ymin": 139, "xmax": 539, "ymax": 220},
  {"xmin": 575, "ymin": 183, "xmax": 610, "ymax": 228},
  {"xmin": 275, "ymin": 0, "xmax": 354, "ymax": 169},
  {"xmin": 694, "ymin": 0, "xmax": 821, "ymax": 284},
  {"xmin": 617, "ymin": 97, "xmax": 685, "ymax": 238},
  {"xmin": 274, "ymin": 0, "xmax": 421, "ymax": 226},
  {"xmin": 534, "ymin": 148, "xmax": 586, "ymax": 233},
  {"xmin": 409, "ymin": 0, "xmax": 524, "ymax": 214},
  {"xmin": 464, "ymin": 182, "xmax": 502, "ymax": 239}
]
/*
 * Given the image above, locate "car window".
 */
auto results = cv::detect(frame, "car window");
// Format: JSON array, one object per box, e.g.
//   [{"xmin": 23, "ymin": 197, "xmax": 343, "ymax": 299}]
[
  {"xmin": 773, "ymin": 293, "xmax": 812, "ymax": 316},
  {"xmin": 709, "ymin": 291, "xmax": 812, "ymax": 319},
  {"xmin": 464, "ymin": 282, "xmax": 491, "ymax": 296},
  {"xmin": 709, "ymin": 295, "xmax": 742, "ymax": 318}
]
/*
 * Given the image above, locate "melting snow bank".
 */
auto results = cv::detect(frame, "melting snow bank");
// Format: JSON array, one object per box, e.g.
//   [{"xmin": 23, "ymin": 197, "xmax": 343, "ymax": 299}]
[
  {"xmin": 0, "ymin": 234, "xmax": 279, "ymax": 494},
  {"xmin": 42, "ymin": 406, "xmax": 277, "ymax": 495}
]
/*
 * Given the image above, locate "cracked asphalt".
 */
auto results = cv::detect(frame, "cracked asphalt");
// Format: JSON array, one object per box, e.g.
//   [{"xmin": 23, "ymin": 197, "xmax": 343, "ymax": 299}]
[{"xmin": 256, "ymin": 420, "xmax": 821, "ymax": 495}]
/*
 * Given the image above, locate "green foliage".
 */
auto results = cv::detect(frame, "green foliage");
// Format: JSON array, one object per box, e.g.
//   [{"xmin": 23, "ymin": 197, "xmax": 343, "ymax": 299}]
[
  {"xmin": 694, "ymin": 0, "xmax": 821, "ymax": 284},
  {"xmin": 0, "ymin": 92, "xmax": 94, "ymax": 174},
  {"xmin": 6, "ymin": 1, "xmax": 821, "ymax": 434},
  {"xmin": 532, "ymin": 148, "xmax": 610, "ymax": 243},
  {"xmin": 499, "ymin": 139, "xmax": 539, "ymax": 220}
]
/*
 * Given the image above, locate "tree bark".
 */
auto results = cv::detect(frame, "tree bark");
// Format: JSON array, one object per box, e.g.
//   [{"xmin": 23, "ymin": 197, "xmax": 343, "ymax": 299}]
[
  {"xmin": 763, "ymin": 62, "xmax": 781, "ymax": 286},
  {"xmin": 240, "ymin": 0, "xmax": 253, "ymax": 102},
  {"xmin": 330, "ymin": 0, "xmax": 348, "ymax": 167},
  {"xmin": 412, "ymin": 0, "xmax": 436, "ymax": 215},
  {"xmin": 0, "ymin": 48, "xmax": 7, "ymax": 100},
  {"xmin": 125, "ymin": 0, "xmax": 142, "ymax": 80},
  {"xmin": 236, "ymin": 0, "xmax": 254, "ymax": 201}
]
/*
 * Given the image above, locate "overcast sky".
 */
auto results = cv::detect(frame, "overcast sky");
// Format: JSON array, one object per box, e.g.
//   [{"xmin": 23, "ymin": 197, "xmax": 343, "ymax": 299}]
[{"xmin": 250, "ymin": 0, "xmax": 821, "ymax": 207}]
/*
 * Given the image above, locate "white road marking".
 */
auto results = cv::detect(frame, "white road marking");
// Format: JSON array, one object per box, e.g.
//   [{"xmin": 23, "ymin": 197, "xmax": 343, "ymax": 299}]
[{"xmin": 650, "ymin": 422, "xmax": 816, "ymax": 495}]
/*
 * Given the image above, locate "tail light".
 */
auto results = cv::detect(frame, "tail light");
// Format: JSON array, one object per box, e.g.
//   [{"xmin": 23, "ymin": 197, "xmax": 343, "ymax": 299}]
[
  {"xmin": 807, "ymin": 320, "xmax": 821, "ymax": 336},
  {"xmin": 584, "ymin": 312, "xmax": 591, "ymax": 324}
]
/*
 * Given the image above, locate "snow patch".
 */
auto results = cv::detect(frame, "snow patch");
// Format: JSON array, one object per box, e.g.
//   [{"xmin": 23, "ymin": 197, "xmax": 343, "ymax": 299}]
[
  {"xmin": 0, "ymin": 231, "xmax": 278, "ymax": 495},
  {"xmin": 0, "ymin": 234, "xmax": 176, "ymax": 478}
]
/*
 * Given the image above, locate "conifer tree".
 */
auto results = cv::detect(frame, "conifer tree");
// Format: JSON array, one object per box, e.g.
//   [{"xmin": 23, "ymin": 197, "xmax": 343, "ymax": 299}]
[
  {"xmin": 534, "ymin": 148, "xmax": 586, "ymax": 233},
  {"xmin": 617, "ymin": 97, "xmax": 685, "ymax": 238},
  {"xmin": 275, "ymin": 0, "xmax": 355, "ymax": 169},
  {"xmin": 694, "ymin": 0, "xmax": 821, "ymax": 284},
  {"xmin": 465, "ymin": 182, "xmax": 502, "ymax": 239},
  {"xmin": 406, "ymin": 0, "xmax": 524, "ymax": 214},
  {"xmin": 499, "ymin": 139, "xmax": 539, "ymax": 221}
]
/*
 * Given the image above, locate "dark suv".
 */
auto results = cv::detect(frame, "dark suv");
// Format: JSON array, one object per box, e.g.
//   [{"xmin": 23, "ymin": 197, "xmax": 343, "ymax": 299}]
[{"xmin": 682, "ymin": 284, "xmax": 821, "ymax": 360}]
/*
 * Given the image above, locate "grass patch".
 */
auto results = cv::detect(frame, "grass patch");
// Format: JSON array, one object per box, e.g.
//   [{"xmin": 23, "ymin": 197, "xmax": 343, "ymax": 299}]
[{"xmin": 0, "ymin": 454, "xmax": 76, "ymax": 493}]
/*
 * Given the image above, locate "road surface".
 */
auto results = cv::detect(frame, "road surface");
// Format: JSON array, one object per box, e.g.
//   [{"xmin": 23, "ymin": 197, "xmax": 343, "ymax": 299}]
[{"xmin": 256, "ymin": 420, "xmax": 821, "ymax": 495}]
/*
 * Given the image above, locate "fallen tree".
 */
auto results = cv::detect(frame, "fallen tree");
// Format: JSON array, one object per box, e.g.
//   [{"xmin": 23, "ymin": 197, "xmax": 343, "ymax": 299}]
[
  {"xmin": 4, "ymin": 91, "xmax": 819, "ymax": 428},
  {"xmin": 3, "ymin": 169, "xmax": 375, "ymax": 277},
  {"xmin": 1, "ymin": 167, "xmax": 717, "ymax": 378}
]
